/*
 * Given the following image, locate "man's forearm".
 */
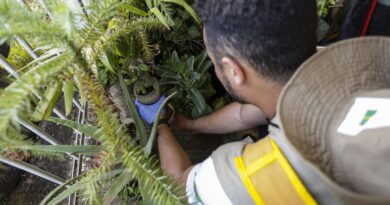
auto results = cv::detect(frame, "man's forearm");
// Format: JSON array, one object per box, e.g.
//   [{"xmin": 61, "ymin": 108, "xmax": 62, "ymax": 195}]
[
  {"xmin": 185, "ymin": 102, "xmax": 267, "ymax": 134},
  {"xmin": 157, "ymin": 124, "xmax": 192, "ymax": 185}
]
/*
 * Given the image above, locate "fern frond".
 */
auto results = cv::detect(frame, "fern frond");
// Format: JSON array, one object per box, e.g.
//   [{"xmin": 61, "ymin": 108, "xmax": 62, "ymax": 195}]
[
  {"xmin": 134, "ymin": 24, "xmax": 154, "ymax": 62},
  {"xmin": 72, "ymin": 69, "xmax": 185, "ymax": 204},
  {"xmin": 0, "ymin": 52, "xmax": 74, "ymax": 134},
  {"xmin": 121, "ymin": 146, "xmax": 186, "ymax": 205},
  {"xmin": 0, "ymin": 0, "xmax": 65, "ymax": 41},
  {"xmin": 0, "ymin": 126, "xmax": 31, "ymax": 153},
  {"xmin": 1, "ymin": 0, "xmax": 191, "ymax": 203},
  {"xmin": 124, "ymin": 17, "xmax": 162, "ymax": 62},
  {"xmin": 76, "ymin": 0, "xmax": 124, "ymax": 48},
  {"xmin": 0, "ymin": 126, "xmax": 64, "ymax": 160},
  {"xmin": 91, "ymin": 17, "xmax": 161, "ymax": 66},
  {"xmin": 69, "ymin": 70, "xmax": 121, "ymax": 203},
  {"xmin": 159, "ymin": 2, "xmax": 175, "ymax": 26}
]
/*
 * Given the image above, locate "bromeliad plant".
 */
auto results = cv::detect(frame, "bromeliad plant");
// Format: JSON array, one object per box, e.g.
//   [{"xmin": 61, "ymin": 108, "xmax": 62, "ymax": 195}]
[
  {"xmin": 158, "ymin": 51, "xmax": 215, "ymax": 118},
  {"xmin": 0, "ymin": 0, "xmax": 199, "ymax": 204}
]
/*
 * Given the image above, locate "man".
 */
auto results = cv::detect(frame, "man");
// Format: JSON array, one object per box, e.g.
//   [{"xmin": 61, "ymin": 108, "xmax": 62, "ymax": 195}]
[
  {"xmin": 171, "ymin": 0, "xmax": 322, "ymax": 135},
  {"xmin": 136, "ymin": 0, "xmax": 318, "ymax": 203},
  {"xmin": 136, "ymin": 1, "xmax": 390, "ymax": 204}
]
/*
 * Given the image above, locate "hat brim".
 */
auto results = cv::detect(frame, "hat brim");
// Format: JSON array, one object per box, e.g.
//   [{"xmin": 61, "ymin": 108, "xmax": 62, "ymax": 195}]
[{"xmin": 278, "ymin": 37, "xmax": 390, "ymax": 181}]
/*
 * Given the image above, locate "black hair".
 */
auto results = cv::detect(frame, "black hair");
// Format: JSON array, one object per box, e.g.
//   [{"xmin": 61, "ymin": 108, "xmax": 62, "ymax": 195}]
[{"xmin": 195, "ymin": 0, "xmax": 318, "ymax": 84}]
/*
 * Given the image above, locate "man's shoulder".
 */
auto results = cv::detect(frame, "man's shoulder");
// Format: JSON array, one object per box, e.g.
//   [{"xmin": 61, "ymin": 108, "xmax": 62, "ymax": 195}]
[{"xmin": 211, "ymin": 139, "xmax": 252, "ymax": 161}]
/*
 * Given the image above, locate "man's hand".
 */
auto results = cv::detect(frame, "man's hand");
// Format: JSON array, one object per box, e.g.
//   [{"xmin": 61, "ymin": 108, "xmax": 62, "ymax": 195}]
[
  {"xmin": 135, "ymin": 96, "xmax": 166, "ymax": 124},
  {"xmin": 170, "ymin": 112, "xmax": 192, "ymax": 130}
]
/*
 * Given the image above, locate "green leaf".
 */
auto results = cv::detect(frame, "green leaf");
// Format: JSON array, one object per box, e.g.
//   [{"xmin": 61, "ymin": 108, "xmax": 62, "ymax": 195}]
[
  {"xmin": 162, "ymin": 0, "xmax": 201, "ymax": 24},
  {"xmin": 173, "ymin": 17, "xmax": 184, "ymax": 29},
  {"xmin": 118, "ymin": 71, "xmax": 148, "ymax": 146},
  {"xmin": 100, "ymin": 52, "xmax": 116, "ymax": 73},
  {"xmin": 52, "ymin": 2, "xmax": 75, "ymax": 38},
  {"xmin": 145, "ymin": 0, "xmax": 153, "ymax": 9},
  {"xmin": 187, "ymin": 26, "xmax": 201, "ymax": 38},
  {"xmin": 41, "ymin": 169, "xmax": 124, "ymax": 205},
  {"xmin": 40, "ymin": 173, "xmax": 85, "ymax": 205},
  {"xmin": 194, "ymin": 51, "xmax": 208, "ymax": 68},
  {"xmin": 138, "ymin": 64, "xmax": 150, "ymax": 72},
  {"xmin": 189, "ymin": 88, "xmax": 207, "ymax": 114},
  {"xmin": 198, "ymin": 60, "xmax": 213, "ymax": 75},
  {"xmin": 74, "ymin": 73, "xmax": 87, "ymax": 106},
  {"xmin": 144, "ymin": 92, "xmax": 177, "ymax": 156},
  {"xmin": 15, "ymin": 145, "xmax": 102, "ymax": 155},
  {"xmin": 102, "ymin": 172, "xmax": 133, "ymax": 205},
  {"xmin": 63, "ymin": 80, "xmax": 74, "ymax": 116},
  {"xmin": 0, "ymin": 52, "xmax": 73, "ymax": 133},
  {"xmin": 47, "ymin": 181, "xmax": 85, "ymax": 205},
  {"xmin": 0, "ymin": 0, "xmax": 64, "ymax": 39},
  {"xmin": 187, "ymin": 56, "xmax": 195, "ymax": 71},
  {"xmin": 150, "ymin": 7, "xmax": 171, "ymax": 30},
  {"xmin": 172, "ymin": 51, "xmax": 181, "ymax": 65},
  {"xmin": 194, "ymin": 51, "xmax": 212, "ymax": 74},
  {"xmin": 121, "ymin": 4, "xmax": 148, "ymax": 16},
  {"xmin": 197, "ymin": 74, "xmax": 209, "ymax": 87},
  {"xmin": 48, "ymin": 117, "xmax": 102, "ymax": 140},
  {"xmin": 159, "ymin": 79, "xmax": 180, "ymax": 86},
  {"xmin": 191, "ymin": 72, "xmax": 202, "ymax": 81},
  {"xmin": 162, "ymin": 72, "xmax": 179, "ymax": 80},
  {"xmin": 139, "ymin": 182, "xmax": 155, "ymax": 205},
  {"xmin": 171, "ymin": 51, "xmax": 185, "ymax": 73},
  {"xmin": 166, "ymin": 87, "xmax": 180, "ymax": 96},
  {"xmin": 31, "ymin": 83, "xmax": 63, "ymax": 121}
]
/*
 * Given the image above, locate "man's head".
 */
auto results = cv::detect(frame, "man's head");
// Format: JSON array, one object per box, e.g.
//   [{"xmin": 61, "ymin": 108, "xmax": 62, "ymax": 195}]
[{"xmin": 195, "ymin": 0, "xmax": 318, "ymax": 117}]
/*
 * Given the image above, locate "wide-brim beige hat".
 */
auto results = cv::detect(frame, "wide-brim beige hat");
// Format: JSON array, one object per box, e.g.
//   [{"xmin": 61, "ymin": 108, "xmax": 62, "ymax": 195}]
[{"xmin": 278, "ymin": 37, "xmax": 390, "ymax": 199}]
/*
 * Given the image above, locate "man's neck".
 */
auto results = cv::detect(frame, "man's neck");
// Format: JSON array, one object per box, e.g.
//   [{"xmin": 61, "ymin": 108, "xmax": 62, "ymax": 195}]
[{"xmin": 252, "ymin": 82, "xmax": 283, "ymax": 119}]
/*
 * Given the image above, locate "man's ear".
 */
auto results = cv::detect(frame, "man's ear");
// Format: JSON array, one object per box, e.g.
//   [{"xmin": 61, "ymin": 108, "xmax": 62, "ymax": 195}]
[{"xmin": 221, "ymin": 57, "xmax": 245, "ymax": 85}]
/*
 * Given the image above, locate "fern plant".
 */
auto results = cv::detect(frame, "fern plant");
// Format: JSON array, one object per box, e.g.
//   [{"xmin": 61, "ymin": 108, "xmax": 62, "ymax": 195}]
[{"xmin": 0, "ymin": 0, "xmax": 199, "ymax": 204}]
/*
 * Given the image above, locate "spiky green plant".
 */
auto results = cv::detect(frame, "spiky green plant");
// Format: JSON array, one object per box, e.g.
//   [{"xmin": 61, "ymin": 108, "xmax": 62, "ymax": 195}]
[
  {"xmin": 0, "ymin": 0, "xmax": 199, "ymax": 204},
  {"xmin": 317, "ymin": 0, "xmax": 338, "ymax": 17}
]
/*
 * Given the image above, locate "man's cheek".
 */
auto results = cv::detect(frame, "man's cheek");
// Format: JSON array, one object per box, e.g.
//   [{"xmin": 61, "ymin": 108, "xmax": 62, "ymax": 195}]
[{"xmin": 215, "ymin": 68, "xmax": 223, "ymax": 81}]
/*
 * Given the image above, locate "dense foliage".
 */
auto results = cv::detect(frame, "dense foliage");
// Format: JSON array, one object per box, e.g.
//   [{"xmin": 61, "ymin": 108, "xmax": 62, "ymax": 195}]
[
  {"xmin": 0, "ymin": 0, "xmax": 208, "ymax": 204},
  {"xmin": 0, "ymin": 0, "xmax": 342, "ymax": 204}
]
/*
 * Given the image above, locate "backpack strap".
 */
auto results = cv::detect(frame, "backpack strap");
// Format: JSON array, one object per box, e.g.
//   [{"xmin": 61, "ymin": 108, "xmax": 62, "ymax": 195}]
[{"xmin": 234, "ymin": 136, "xmax": 317, "ymax": 205}]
